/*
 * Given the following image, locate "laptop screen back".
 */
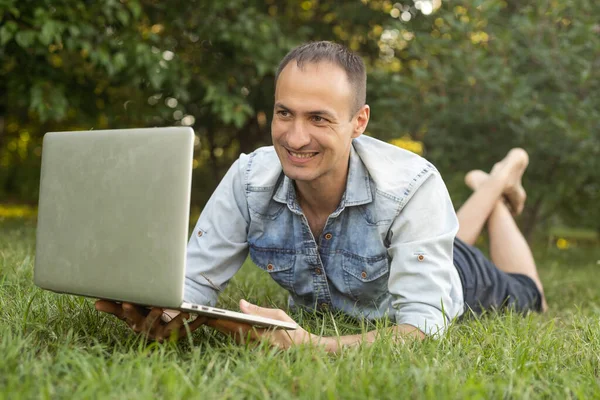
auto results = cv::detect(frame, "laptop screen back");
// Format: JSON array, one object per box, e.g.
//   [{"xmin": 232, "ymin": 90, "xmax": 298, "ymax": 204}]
[{"xmin": 34, "ymin": 127, "xmax": 194, "ymax": 308}]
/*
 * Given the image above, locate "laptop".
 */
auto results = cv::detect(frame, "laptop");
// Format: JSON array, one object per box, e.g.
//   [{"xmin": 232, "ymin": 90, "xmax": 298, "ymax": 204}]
[{"xmin": 34, "ymin": 127, "xmax": 296, "ymax": 330}]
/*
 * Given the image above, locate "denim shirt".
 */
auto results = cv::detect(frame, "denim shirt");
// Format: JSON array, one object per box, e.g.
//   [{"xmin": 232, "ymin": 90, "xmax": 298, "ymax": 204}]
[{"xmin": 185, "ymin": 135, "xmax": 464, "ymax": 335}]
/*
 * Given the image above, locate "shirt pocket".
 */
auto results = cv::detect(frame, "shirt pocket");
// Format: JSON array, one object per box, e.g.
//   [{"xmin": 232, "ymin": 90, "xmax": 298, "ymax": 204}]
[
  {"xmin": 249, "ymin": 247, "xmax": 296, "ymax": 295},
  {"xmin": 247, "ymin": 191, "xmax": 286, "ymax": 220},
  {"xmin": 342, "ymin": 253, "xmax": 390, "ymax": 303}
]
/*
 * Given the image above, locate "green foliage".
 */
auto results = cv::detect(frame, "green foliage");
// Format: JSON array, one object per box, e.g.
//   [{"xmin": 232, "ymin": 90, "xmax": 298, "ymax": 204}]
[
  {"xmin": 1, "ymin": 0, "xmax": 598, "ymax": 236},
  {"xmin": 367, "ymin": 0, "xmax": 600, "ymax": 234},
  {"xmin": 1, "ymin": 0, "xmax": 180, "ymax": 122}
]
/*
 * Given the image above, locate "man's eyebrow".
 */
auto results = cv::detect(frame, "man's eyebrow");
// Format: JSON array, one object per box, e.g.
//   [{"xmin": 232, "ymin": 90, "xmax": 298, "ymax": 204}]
[
  {"xmin": 306, "ymin": 110, "xmax": 337, "ymax": 120},
  {"xmin": 274, "ymin": 102, "xmax": 291, "ymax": 111},
  {"xmin": 274, "ymin": 103, "xmax": 338, "ymax": 120}
]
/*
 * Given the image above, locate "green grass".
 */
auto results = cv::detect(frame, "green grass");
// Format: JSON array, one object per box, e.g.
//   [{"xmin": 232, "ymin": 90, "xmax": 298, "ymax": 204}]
[{"xmin": 1, "ymin": 220, "xmax": 600, "ymax": 399}]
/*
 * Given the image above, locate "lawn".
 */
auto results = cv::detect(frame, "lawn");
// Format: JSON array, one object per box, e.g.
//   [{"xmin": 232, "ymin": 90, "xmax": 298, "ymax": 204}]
[{"xmin": 1, "ymin": 220, "xmax": 600, "ymax": 399}]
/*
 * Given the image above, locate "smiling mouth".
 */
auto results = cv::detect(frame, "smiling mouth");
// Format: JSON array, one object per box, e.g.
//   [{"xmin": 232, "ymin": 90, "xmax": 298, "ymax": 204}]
[{"xmin": 288, "ymin": 150, "xmax": 318, "ymax": 159}]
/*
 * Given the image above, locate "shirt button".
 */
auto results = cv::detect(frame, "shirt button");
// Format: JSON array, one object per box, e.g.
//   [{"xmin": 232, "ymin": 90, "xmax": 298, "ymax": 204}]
[
  {"xmin": 361, "ymin": 271, "xmax": 367, "ymax": 279},
  {"xmin": 197, "ymin": 230, "xmax": 203, "ymax": 237},
  {"xmin": 266, "ymin": 263, "xmax": 274, "ymax": 271},
  {"xmin": 324, "ymin": 233, "xmax": 333, "ymax": 240},
  {"xmin": 315, "ymin": 268, "xmax": 322, "ymax": 275},
  {"xmin": 417, "ymin": 255, "xmax": 425, "ymax": 262}
]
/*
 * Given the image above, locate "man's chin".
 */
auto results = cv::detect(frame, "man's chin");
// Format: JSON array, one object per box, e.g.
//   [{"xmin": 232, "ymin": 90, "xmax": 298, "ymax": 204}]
[{"xmin": 281, "ymin": 165, "xmax": 317, "ymax": 183}]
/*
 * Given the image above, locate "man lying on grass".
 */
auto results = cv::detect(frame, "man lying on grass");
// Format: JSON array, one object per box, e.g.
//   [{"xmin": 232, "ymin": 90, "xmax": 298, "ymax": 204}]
[{"xmin": 97, "ymin": 41, "xmax": 547, "ymax": 352}]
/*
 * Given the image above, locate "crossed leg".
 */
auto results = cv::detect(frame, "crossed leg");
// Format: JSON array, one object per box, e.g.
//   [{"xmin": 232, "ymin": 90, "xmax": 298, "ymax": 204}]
[{"xmin": 455, "ymin": 149, "xmax": 547, "ymax": 311}]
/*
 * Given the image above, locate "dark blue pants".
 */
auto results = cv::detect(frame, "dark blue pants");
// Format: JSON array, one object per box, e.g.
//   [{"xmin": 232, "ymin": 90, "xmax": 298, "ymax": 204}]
[{"xmin": 453, "ymin": 237, "xmax": 542, "ymax": 315}]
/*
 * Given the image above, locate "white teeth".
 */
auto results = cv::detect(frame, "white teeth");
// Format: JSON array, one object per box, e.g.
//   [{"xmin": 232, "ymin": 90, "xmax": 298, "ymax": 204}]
[{"xmin": 290, "ymin": 151, "xmax": 316, "ymax": 159}]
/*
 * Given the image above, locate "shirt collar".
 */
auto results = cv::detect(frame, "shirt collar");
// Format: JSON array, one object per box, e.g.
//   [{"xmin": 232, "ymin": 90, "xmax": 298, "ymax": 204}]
[
  {"xmin": 273, "ymin": 173, "xmax": 301, "ymax": 213},
  {"xmin": 273, "ymin": 142, "xmax": 373, "ymax": 211},
  {"xmin": 344, "ymin": 143, "xmax": 372, "ymax": 206}
]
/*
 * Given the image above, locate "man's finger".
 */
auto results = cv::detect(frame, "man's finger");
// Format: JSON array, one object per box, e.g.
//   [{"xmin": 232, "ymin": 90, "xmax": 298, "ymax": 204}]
[
  {"xmin": 95, "ymin": 300, "xmax": 125, "ymax": 319},
  {"xmin": 207, "ymin": 318, "xmax": 258, "ymax": 343},
  {"xmin": 239, "ymin": 299, "xmax": 294, "ymax": 322},
  {"xmin": 122, "ymin": 303, "xmax": 147, "ymax": 331},
  {"xmin": 177, "ymin": 316, "xmax": 209, "ymax": 338},
  {"xmin": 188, "ymin": 316, "xmax": 209, "ymax": 331},
  {"xmin": 161, "ymin": 312, "xmax": 190, "ymax": 338},
  {"xmin": 142, "ymin": 307, "xmax": 164, "ymax": 334},
  {"xmin": 207, "ymin": 318, "xmax": 250, "ymax": 335},
  {"xmin": 246, "ymin": 326, "xmax": 267, "ymax": 342}
]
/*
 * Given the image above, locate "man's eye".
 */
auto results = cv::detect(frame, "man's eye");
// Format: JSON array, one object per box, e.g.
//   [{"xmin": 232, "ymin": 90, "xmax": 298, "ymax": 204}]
[
  {"xmin": 277, "ymin": 110, "xmax": 290, "ymax": 117},
  {"xmin": 311, "ymin": 116, "xmax": 327, "ymax": 123}
]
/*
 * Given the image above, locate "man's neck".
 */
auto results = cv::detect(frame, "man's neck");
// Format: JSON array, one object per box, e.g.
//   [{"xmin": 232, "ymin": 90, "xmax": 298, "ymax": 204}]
[{"xmin": 295, "ymin": 172, "xmax": 347, "ymax": 218}]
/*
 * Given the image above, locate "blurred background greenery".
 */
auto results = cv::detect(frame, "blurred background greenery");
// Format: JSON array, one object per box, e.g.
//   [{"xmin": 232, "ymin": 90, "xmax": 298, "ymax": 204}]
[{"xmin": 0, "ymin": 0, "xmax": 598, "ymax": 242}]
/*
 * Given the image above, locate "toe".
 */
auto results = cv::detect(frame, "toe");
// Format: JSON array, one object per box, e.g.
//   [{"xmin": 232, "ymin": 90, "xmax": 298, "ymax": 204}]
[{"xmin": 465, "ymin": 170, "xmax": 489, "ymax": 190}]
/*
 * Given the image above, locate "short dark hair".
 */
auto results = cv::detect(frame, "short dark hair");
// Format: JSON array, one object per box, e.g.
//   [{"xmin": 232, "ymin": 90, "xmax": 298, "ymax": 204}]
[{"xmin": 275, "ymin": 41, "xmax": 367, "ymax": 116}]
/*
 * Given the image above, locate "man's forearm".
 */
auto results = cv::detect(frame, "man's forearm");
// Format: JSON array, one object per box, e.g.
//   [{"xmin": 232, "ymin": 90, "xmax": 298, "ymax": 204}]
[{"xmin": 310, "ymin": 324, "xmax": 426, "ymax": 353}]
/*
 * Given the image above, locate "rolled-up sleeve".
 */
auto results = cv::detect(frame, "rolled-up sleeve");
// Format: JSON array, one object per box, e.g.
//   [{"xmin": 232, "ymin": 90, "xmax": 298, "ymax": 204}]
[
  {"xmin": 387, "ymin": 171, "xmax": 460, "ymax": 336},
  {"xmin": 184, "ymin": 155, "xmax": 251, "ymax": 306}
]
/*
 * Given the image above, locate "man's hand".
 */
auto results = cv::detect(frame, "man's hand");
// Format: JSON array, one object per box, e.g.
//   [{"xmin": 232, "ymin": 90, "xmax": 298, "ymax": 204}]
[
  {"xmin": 95, "ymin": 300, "xmax": 207, "ymax": 342},
  {"xmin": 208, "ymin": 300, "xmax": 426, "ymax": 353},
  {"xmin": 207, "ymin": 299, "xmax": 315, "ymax": 350}
]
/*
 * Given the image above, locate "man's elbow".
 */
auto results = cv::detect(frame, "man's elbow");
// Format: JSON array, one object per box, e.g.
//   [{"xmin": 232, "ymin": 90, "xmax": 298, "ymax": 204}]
[{"xmin": 392, "ymin": 324, "xmax": 427, "ymax": 341}]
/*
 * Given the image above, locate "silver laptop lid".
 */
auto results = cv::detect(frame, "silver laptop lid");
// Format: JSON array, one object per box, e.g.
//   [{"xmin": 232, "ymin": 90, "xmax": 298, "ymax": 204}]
[{"xmin": 34, "ymin": 127, "xmax": 194, "ymax": 308}]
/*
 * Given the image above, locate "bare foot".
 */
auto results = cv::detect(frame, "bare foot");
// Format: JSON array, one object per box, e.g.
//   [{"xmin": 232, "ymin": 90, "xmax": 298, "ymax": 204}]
[
  {"xmin": 464, "ymin": 169, "xmax": 516, "ymax": 213},
  {"xmin": 464, "ymin": 169, "xmax": 489, "ymax": 190},
  {"xmin": 490, "ymin": 148, "xmax": 529, "ymax": 216}
]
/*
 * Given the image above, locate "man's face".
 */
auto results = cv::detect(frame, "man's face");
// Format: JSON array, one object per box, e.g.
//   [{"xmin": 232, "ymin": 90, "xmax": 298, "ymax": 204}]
[{"xmin": 271, "ymin": 62, "xmax": 369, "ymax": 186}]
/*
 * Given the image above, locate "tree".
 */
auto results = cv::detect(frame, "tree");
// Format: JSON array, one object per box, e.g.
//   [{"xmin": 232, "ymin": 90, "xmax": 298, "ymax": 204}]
[
  {"xmin": 2, "ymin": 0, "xmax": 598, "ymax": 238},
  {"xmin": 0, "ymin": 0, "xmax": 409, "ymax": 204},
  {"xmin": 0, "ymin": 0, "xmax": 187, "ymax": 200},
  {"xmin": 367, "ymin": 0, "xmax": 600, "ymax": 236}
]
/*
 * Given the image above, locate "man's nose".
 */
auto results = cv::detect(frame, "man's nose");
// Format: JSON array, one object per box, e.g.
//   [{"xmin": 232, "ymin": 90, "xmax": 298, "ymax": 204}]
[{"xmin": 286, "ymin": 120, "xmax": 311, "ymax": 149}]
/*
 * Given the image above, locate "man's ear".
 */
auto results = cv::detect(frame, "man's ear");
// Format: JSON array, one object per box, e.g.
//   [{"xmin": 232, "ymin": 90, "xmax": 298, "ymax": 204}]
[{"xmin": 352, "ymin": 104, "xmax": 370, "ymax": 139}]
